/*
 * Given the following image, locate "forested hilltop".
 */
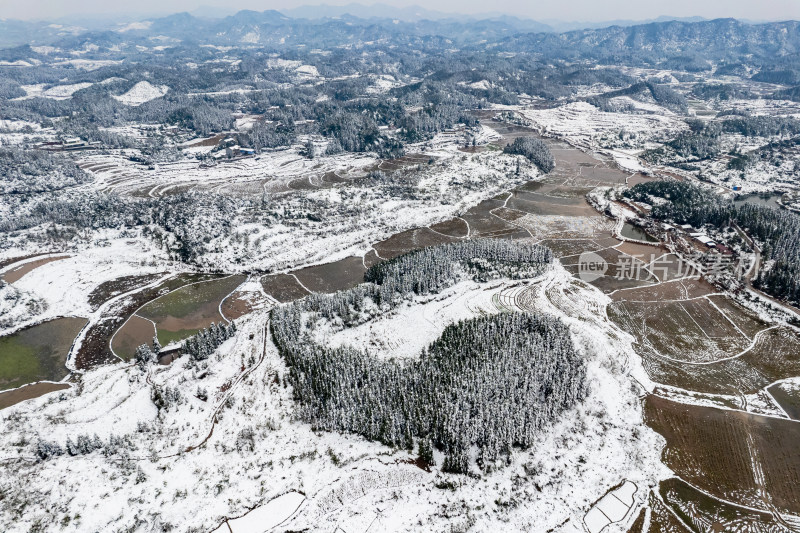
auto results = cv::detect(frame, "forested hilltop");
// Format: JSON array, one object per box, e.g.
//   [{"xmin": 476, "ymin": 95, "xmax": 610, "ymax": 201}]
[{"xmin": 272, "ymin": 241, "xmax": 586, "ymax": 473}]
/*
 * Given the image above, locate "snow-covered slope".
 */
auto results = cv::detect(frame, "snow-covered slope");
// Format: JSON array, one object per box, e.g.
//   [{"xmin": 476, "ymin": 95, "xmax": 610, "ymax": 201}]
[
  {"xmin": 112, "ymin": 81, "xmax": 169, "ymax": 106},
  {"xmin": 16, "ymin": 83, "xmax": 93, "ymax": 100},
  {"xmin": 0, "ymin": 264, "xmax": 669, "ymax": 533}
]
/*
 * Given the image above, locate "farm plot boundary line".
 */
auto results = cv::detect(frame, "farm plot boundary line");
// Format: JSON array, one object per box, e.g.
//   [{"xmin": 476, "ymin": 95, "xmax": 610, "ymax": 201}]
[
  {"xmin": 650, "ymin": 391, "xmax": 800, "ymax": 424},
  {"xmin": 66, "ymin": 273, "xmax": 178, "ymax": 370},
  {"xmin": 107, "ymin": 274, "xmax": 240, "ymax": 361},
  {"xmin": 645, "ymin": 325, "xmax": 780, "ymax": 367}
]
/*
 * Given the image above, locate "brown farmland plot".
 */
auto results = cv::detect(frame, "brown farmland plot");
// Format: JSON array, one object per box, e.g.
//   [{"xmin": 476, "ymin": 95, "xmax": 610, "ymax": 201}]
[
  {"xmin": 1, "ymin": 255, "xmax": 70, "ymax": 284},
  {"xmin": 612, "ymin": 279, "xmax": 717, "ymax": 303},
  {"xmin": 87, "ymin": 273, "xmax": 164, "ymax": 311},
  {"xmin": 0, "ymin": 382, "xmax": 71, "ymax": 410},
  {"xmin": 111, "ymin": 314, "xmax": 157, "ymax": 361},
  {"xmin": 609, "ymin": 299, "xmax": 751, "ymax": 364},
  {"xmin": 768, "ymin": 382, "xmax": 800, "ymax": 420},
  {"xmin": 429, "ymin": 217, "xmax": 469, "ymax": 238},
  {"xmin": 137, "ymin": 275, "xmax": 245, "ymax": 347},
  {"xmin": 706, "ymin": 295, "xmax": 769, "ymax": 339},
  {"xmin": 645, "ymin": 490, "xmax": 691, "ymax": 533},
  {"xmin": 292, "ymin": 256, "xmax": 367, "ymax": 294},
  {"xmin": 658, "ymin": 478, "xmax": 789, "ymax": 533},
  {"xmin": 260, "ymin": 273, "xmax": 311, "ymax": 302},
  {"xmin": 373, "ymin": 227, "xmax": 457, "ymax": 260},
  {"xmin": 0, "ymin": 317, "xmax": 86, "ymax": 391},
  {"xmin": 645, "ymin": 395, "xmax": 800, "ymax": 515},
  {"xmin": 79, "ymin": 273, "xmax": 221, "ymax": 369}
]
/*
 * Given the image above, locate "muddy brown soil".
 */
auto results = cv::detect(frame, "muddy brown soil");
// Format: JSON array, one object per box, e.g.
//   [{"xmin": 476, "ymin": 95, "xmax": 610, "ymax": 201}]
[
  {"xmin": 260, "ymin": 273, "xmax": 311, "ymax": 303},
  {"xmin": 220, "ymin": 292, "xmax": 256, "ymax": 321},
  {"xmin": 293, "ymin": 256, "xmax": 367, "ymax": 294},
  {"xmin": 378, "ymin": 153, "xmax": 435, "ymax": 172},
  {"xmin": 611, "ymin": 278, "xmax": 717, "ymax": 302},
  {"xmin": 185, "ymin": 133, "xmax": 228, "ymax": 148},
  {"xmin": 1, "ymin": 256, "xmax": 70, "ymax": 284},
  {"xmin": 88, "ymin": 273, "xmax": 164, "ymax": 311},
  {"xmin": 0, "ymin": 253, "xmax": 49, "ymax": 270},
  {"xmin": 768, "ymin": 384, "xmax": 800, "ymax": 420},
  {"xmin": 616, "ymin": 241, "xmax": 666, "ymax": 259},
  {"xmin": 111, "ymin": 315, "xmax": 156, "ymax": 362},
  {"xmin": 429, "ymin": 218, "xmax": 469, "ymax": 239},
  {"xmin": 373, "ymin": 228, "xmax": 457, "ymax": 261},
  {"xmin": 362, "ymin": 249, "xmax": 382, "ymax": 269},
  {"xmin": 0, "ymin": 382, "xmax": 71, "ymax": 410},
  {"xmin": 76, "ymin": 273, "xmax": 223, "ymax": 370},
  {"xmin": 627, "ymin": 173, "xmax": 656, "ymax": 187},
  {"xmin": 645, "ymin": 394, "xmax": 800, "ymax": 515},
  {"xmin": 460, "ymin": 200, "xmax": 521, "ymax": 238}
]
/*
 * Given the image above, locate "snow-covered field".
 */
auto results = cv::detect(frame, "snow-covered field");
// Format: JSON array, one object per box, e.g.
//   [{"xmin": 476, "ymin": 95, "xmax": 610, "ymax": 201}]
[
  {"xmin": 15, "ymin": 82, "xmax": 93, "ymax": 100},
  {"xmin": 520, "ymin": 102, "xmax": 686, "ymax": 151},
  {"xmin": 112, "ymin": 81, "xmax": 169, "ymax": 106},
  {"xmin": 68, "ymin": 133, "xmax": 534, "ymax": 273},
  {"xmin": 0, "ymin": 263, "xmax": 669, "ymax": 533},
  {"xmin": 77, "ymin": 146, "xmax": 378, "ymax": 197},
  {"xmin": 0, "ymin": 230, "xmax": 172, "ymax": 337},
  {"xmin": 3, "ymin": 90, "xmax": 797, "ymax": 532},
  {"xmin": 316, "ymin": 279, "xmax": 508, "ymax": 360},
  {"xmin": 0, "ymin": 120, "xmax": 42, "ymax": 132}
]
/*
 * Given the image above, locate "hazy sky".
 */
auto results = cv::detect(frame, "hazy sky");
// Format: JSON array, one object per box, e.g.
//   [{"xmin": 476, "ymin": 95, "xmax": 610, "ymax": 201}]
[{"xmin": 3, "ymin": 0, "xmax": 800, "ymax": 22}]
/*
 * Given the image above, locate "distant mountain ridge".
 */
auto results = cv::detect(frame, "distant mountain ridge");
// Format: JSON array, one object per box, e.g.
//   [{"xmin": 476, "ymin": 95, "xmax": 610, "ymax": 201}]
[
  {"xmin": 501, "ymin": 18, "xmax": 800, "ymax": 63},
  {"xmin": 280, "ymin": 3, "xmax": 465, "ymax": 22},
  {"xmin": 0, "ymin": 9, "xmax": 799, "ymax": 61}
]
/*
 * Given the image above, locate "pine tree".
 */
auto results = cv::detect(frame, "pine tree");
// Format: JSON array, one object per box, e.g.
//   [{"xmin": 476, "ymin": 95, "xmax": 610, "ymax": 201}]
[
  {"xmin": 135, "ymin": 466, "xmax": 147, "ymax": 484},
  {"xmin": 36, "ymin": 439, "xmax": 64, "ymax": 460},
  {"xmin": 65, "ymin": 437, "xmax": 78, "ymax": 456},
  {"xmin": 304, "ymin": 139, "xmax": 316, "ymax": 159},
  {"xmin": 135, "ymin": 344, "xmax": 154, "ymax": 369},
  {"xmin": 418, "ymin": 437, "xmax": 435, "ymax": 466}
]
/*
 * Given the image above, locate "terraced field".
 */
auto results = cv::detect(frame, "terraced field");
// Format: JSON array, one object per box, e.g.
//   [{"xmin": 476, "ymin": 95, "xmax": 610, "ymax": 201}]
[
  {"xmin": 608, "ymin": 299, "xmax": 755, "ymax": 364},
  {"xmin": 453, "ymin": 118, "xmax": 800, "ymax": 530},
  {"xmin": 78, "ymin": 150, "xmax": 376, "ymax": 198},
  {"xmin": 76, "ymin": 272, "xmax": 223, "ymax": 368},
  {"xmin": 632, "ymin": 324, "xmax": 800, "ymax": 397}
]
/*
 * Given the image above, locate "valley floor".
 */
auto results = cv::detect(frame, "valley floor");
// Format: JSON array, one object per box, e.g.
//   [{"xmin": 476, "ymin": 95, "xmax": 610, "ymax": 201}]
[{"xmin": 2, "ymin": 111, "xmax": 800, "ymax": 533}]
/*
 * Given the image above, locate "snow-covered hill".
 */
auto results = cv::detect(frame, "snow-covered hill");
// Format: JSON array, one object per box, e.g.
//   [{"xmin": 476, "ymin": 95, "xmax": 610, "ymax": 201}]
[{"xmin": 112, "ymin": 81, "xmax": 169, "ymax": 106}]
